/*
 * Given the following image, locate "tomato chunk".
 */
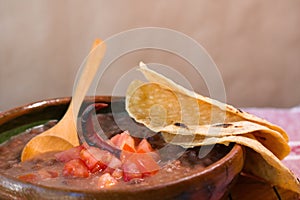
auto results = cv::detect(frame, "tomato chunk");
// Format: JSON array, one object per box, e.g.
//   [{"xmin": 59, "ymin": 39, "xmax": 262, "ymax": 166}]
[
  {"xmin": 110, "ymin": 131, "xmax": 135, "ymax": 151},
  {"xmin": 18, "ymin": 173, "xmax": 38, "ymax": 183},
  {"xmin": 133, "ymin": 153, "xmax": 160, "ymax": 177},
  {"xmin": 136, "ymin": 139, "xmax": 154, "ymax": 153},
  {"xmin": 80, "ymin": 148, "xmax": 102, "ymax": 172},
  {"xmin": 97, "ymin": 173, "xmax": 118, "ymax": 188},
  {"xmin": 106, "ymin": 156, "xmax": 122, "ymax": 171},
  {"xmin": 110, "ymin": 134, "xmax": 121, "ymax": 147},
  {"xmin": 55, "ymin": 145, "xmax": 84, "ymax": 162},
  {"xmin": 63, "ymin": 159, "xmax": 90, "ymax": 178},
  {"xmin": 122, "ymin": 143, "xmax": 136, "ymax": 153},
  {"xmin": 80, "ymin": 146, "xmax": 120, "ymax": 173},
  {"xmin": 111, "ymin": 168, "xmax": 123, "ymax": 180},
  {"xmin": 122, "ymin": 157, "xmax": 143, "ymax": 182},
  {"xmin": 54, "ymin": 131, "xmax": 161, "ymax": 184},
  {"xmin": 120, "ymin": 149, "xmax": 134, "ymax": 162},
  {"xmin": 38, "ymin": 169, "xmax": 59, "ymax": 179},
  {"xmin": 122, "ymin": 152, "xmax": 160, "ymax": 182}
]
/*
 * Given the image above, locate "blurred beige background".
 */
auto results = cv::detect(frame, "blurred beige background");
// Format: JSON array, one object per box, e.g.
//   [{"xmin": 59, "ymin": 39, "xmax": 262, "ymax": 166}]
[{"xmin": 1, "ymin": 0, "xmax": 300, "ymax": 111}]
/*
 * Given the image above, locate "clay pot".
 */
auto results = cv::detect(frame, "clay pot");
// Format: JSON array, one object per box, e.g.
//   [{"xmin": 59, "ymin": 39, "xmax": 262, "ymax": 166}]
[{"xmin": 0, "ymin": 97, "xmax": 245, "ymax": 200}]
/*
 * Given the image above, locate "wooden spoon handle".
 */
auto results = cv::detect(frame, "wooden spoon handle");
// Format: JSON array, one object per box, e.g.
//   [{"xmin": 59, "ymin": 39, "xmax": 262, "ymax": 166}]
[{"xmin": 71, "ymin": 40, "xmax": 106, "ymax": 116}]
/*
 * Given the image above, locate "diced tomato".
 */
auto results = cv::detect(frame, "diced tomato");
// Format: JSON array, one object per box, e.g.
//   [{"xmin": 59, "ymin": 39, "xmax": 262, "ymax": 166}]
[
  {"xmin": 55, "ymin": 145, "xmax": 84, "ymax": 162},
  {"xmin": 80, "ymin": 146, "xmax": 115, "ymax": 173},
  {"xmin": 80, "ymin": 148, "xmax": 101, "ymax": 172},
  {"xmin": 62, "ymin": 159, "xmax": 90, "ymax": 178},
  {"xmin": 106, "ymin": 156, "xmax": 122, "ymax": 171},
  {"xmin": 88, "ymin": 146, "xmax": 113, "ymax": 168},
  {"xmin": 110, "ymin": 131, "xmax": 135, "ymax": 151},
  {"xmin": 122, "ymin": 158, "xmax": 143, "ymax": 182},
  {"xmin": 134, "ymin": 153, "xmax": 160, "ymax": 177},
  {"xmin": 111, "ymin": 168, "xmax": 123, "ymax": 180},
  {"xmin": 120, "ymin": 140, "xmax": 159, "ymax": 162},
  {"xmin": 38, "ymin": 169, "xmax": 59, "ymax": 179},
  {"xmin": 55, "ymin": 131, "xmax": 161, "ymax": 182},
  {"xmin": 18, "ymin": 173, "xmax": 38, "ymax": 183},
  {"xmin": 122, "ymin": 143, "xmax": 136, "ymax": 153},
  {"xmin": 136, "ymin": 138, "xmax": 154, "ymax": 153},
  {"xmin": 110, "ymin": 134, "xmax": 121, "ymax": 147},
  {"xmin": 122, "ymin": 152, "xmax": 160, "ymax": 181},
  {"xmin": 137, "ymin": 139, "xmax": 160, "ymax": 161},
  {"xmin": 97, "ymin": 173, "xmax": 118, "ymax": 188},
  {"xmin": 102, "ymin": 156, "xmax": 122, "ymax": 175},
  {"xmin": 112, "ymin": 131, "xmax": 137, "ymax": 162},
  {"xmin": 120, "ymin": 150, "xmax": 134, "ymax": 162}
]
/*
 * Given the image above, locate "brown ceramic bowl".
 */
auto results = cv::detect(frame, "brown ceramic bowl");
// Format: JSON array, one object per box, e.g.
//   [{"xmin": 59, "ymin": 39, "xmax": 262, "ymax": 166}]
[{"xmin": 0, "ymin": 97, "xmax": 245, "ymax": 200}]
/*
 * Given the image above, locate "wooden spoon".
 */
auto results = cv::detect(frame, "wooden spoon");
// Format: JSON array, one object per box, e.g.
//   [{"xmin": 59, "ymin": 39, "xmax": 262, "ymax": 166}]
[{"xmin": 21, "ymin": 39, "xmax": 106, "ymax": 161}]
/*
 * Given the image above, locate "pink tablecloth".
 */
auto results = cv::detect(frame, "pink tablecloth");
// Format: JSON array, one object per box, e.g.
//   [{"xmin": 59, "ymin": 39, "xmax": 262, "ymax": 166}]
[{"xmin": 244, "ymin": 107, "xmax": 300, "ymax": 178}]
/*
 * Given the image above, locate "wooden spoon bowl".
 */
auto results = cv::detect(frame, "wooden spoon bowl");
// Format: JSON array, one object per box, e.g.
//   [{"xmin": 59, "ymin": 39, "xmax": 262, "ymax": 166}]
[{"xmin": 0, "ymin": 97, "xmax": 245, "ymax": 200}]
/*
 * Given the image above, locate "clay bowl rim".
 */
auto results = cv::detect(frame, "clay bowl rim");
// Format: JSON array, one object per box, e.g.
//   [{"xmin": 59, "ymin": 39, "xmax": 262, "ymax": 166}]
[{"xmin": 0, "ymin": 96, "xmax": 244, "ymax": 196}]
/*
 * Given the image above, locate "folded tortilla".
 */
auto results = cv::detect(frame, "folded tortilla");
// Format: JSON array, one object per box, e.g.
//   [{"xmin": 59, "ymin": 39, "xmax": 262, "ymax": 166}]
[{"xmin": 125, "ymin": 62, "xmax": 300, "ymax": 194}]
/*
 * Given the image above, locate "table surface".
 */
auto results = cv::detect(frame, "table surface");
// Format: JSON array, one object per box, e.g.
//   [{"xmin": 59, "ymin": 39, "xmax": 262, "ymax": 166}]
[{"xmin": 223, "ymin": 107, "xmax": 300, "ymax": 200}]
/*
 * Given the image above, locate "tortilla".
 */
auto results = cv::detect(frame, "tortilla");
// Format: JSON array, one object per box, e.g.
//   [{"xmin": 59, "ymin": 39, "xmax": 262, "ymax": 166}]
[
  {"xmin": 126, "ymin": 81, "xmax": 290, "ymax": 159},
  {"xmin": 125, "ymin": 62, "xmax": 299, "ymax": 194},
  {"xmin": 160, "ymin": 121, "xmax": 289, "ymax": 160},
  {"xmin": 137, "ymin": 62, "xmax": 288, "ymax": 142}
]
